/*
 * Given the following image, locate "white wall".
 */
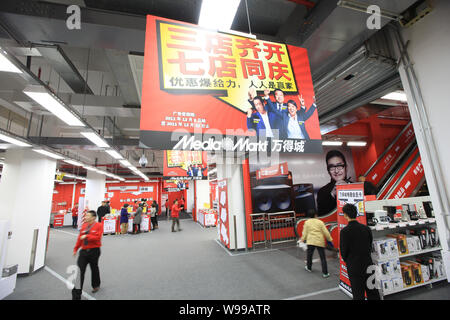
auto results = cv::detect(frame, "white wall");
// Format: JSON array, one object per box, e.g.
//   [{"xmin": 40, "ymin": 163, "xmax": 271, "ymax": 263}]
[
  {"xmin": 396, "ymin": 0, "xmax": 450, "ymax": 253},
  {"xmin": 0, "ymin": 149, "xmax": 56, "ymax": 274},
  {"xmin": 195, "ymin": 180, "xmax": 210, "ymax": 211},
  {"xmin": 186, "ymin": 182, "xmax": 195, "ymax": 213},
  {"xmin": 217, "ymin": 160, "xmax": 247, "ymax": 250}
]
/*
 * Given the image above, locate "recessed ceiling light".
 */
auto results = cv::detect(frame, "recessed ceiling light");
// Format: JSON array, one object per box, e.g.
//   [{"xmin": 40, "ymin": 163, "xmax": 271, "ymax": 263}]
[
  {"xmin": 347, "ymin": 141, "xmax": 367, "ymax": 147},
  {"xmin": 0, "ymin": 132, "xmax": 31, "ymax": 147}
]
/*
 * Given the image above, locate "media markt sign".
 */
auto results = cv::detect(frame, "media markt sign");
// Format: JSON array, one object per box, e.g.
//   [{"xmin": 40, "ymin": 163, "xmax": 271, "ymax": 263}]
[{"xmin": 140, "ymin": 15, "xmax": 322, "ymax": 154}]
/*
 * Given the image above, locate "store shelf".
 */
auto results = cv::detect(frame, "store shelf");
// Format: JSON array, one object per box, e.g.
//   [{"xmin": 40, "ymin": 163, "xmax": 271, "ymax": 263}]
[
  {"xmin": 370, "ymin": 218, "xmax": 436, "ymax": 231},
  {"xmin": 373, "ymin": 247, "xmax": 442, "ymax": 263},
  {"xmin": 383, "ymin": 276, "xmax": 447, "ymax": 296}
]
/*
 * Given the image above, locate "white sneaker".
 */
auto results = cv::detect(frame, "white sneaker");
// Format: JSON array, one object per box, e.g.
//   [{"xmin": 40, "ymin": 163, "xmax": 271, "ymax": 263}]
[{"xmin": 305, "ymin": 266, "xmax": 312, "ymax": 272}]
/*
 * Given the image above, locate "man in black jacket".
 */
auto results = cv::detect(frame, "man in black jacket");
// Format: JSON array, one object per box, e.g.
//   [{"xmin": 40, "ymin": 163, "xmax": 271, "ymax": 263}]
[
  {"xmin": 96, "ymin": 201, "xmax": 110, "ymax": 223},
  {"xmin": 340, "ymin": 203, "xmax": 380, "ymax": 300}
]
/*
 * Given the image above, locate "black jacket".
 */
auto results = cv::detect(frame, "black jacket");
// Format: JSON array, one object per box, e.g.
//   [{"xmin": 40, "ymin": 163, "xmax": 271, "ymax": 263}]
[
  {"xmin": 97, "ymin": 205, "xmax": 110, "ymax": 220},
  {"xmin": 340, "ymin": 220, "xmax": 374, "ymax": 274}
]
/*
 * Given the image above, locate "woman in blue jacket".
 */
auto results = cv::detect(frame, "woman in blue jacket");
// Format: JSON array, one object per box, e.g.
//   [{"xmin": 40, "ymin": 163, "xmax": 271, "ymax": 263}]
[{"xmin": 120, "ymin": 203, "xmax": 129, "ymax": 234}]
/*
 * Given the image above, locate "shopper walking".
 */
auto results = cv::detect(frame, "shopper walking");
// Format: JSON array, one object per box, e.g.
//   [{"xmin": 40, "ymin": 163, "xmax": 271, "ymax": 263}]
[
  {"xmin": 171, "ymin": 199, "xmax": 182, "ymax": 232},
  {"xmin": 71, "ymin": 203, "xmax": 79, "ymax": 229},
  {"xmin": 340, "ymin": 203, "xmax": 380, "ymax": 300},
  {"xmin": 165, "ymin": 199, "xmax": 169, "ymax": 217},
  {"xmin": 120, "ymin": 204, "xmax": 129, "ymax": 234},
  {"xmin": 72, "ymin": 210, "xmax": 102, "ymax": 299},
  {"xmin": 133, "ymin": 203, "xmax": 143, "ymax": 234},
  {"xmin": 151, "ymin": 200, "xmax": 159, "ymax": 230},
  {"xmin": 96, "ymin": 200, "xmax": 110, "ymax": 223},
  {"xmin": 300, "ymin": 210, "xmax": 332, "ymax": 278}
]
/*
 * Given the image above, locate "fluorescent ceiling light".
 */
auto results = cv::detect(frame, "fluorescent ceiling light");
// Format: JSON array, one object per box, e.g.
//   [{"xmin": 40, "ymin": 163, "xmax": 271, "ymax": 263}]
[
  {"xmin": 0, "ymin": 50, "xmax": 22, "ymax": 73},
  {"xmin": 119, "ymin": 159, "xmax": 132, "ymax": 167},
  {"xmin": 80, "ymin": 132, "xmax": 110, "ymax": 148},
  {"xmin": 64, "ymin": 159, "xmax": 83, "ymax": 167},
  {"xmin": 381, "ymin": 91, "xmax": 408, "ymax": 102},
  {"xmin": 23, "ymin": 89, "xmax": 85, "ymax": 127},
  {"xmin": 105, "ymin": 149, "xmax": 123, "ymax": 160},
  {"xmin": 198, "ymin": 0, "xmax": 241, "ymax": 30},
  {"xmin": 33, "ymin": 148, "xmax": 64, "ymax": 160},
  {"xmin": 0, "ymin": 132, "xmax": 31, "ymax": 147},
  {"xmin": 322, "ymin": 141, "xmax": 343, "ymax": 146},
  {"xmin": 347, "ymin": 141, "xmax": 367, "ymax": 147},
  {"xmin": 124, "ymin": 180, "xmax": 140, "ymax": 183}
]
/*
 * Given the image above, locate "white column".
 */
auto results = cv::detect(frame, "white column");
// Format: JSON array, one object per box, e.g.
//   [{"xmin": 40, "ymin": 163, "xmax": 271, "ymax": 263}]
[
  {"xmin": 216, "ymin": 160, "xmax": 247, "ymax": 250},
  {"xmin": 186, "ymin": 182, "xmax": 195, "ymax": 213},
  {"xmin": 394, "ymin": 0, "xmax": 450, "ymax": 277},
  {"xmin": 84, "ymin": 170, "xmax": 106, "ymax": 213},
  {"xmin": 195, "ymin": 180, "xmax": 210, "ymax": 211},
  {"xmin": 0, "ymin": 149, "xmax": 56, "ymax": 274}
]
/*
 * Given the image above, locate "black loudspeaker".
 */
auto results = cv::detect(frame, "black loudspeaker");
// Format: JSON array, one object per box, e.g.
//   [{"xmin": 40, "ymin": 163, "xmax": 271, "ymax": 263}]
[
  {"xmin": 251, "ymin": 175, "xmax": 293, "ymax": 213},
  {"xmin": 292, "ymin": 184, "xmax": 316, "ymax": 216}
]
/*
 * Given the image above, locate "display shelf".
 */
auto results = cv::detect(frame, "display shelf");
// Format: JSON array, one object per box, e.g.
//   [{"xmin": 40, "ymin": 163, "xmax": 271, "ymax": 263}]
[
  {"xmin": 383, "ymin": 276, "xmax": 447, "ymax": 296},
  {"xmin": 373, "ymin": 247, "xmax": 442, "ymax": 263},
  {"xmin": 370, "ymin": 218, "xmax": 436, "ymax": 231}
]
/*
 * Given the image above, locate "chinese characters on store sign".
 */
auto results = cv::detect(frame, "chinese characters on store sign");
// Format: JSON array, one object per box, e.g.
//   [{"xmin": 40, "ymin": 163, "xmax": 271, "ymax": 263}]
[{"xmin": 158, "ymin": 20, "xmax": 297, "ymax": 112}]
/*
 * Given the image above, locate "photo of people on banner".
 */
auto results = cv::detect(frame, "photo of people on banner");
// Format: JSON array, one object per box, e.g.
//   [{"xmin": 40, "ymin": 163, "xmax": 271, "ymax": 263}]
[
  {"xmin": 140, "ymin": 15, "xmax": 322, "ymax": 153},
  {"xmin": 163, "ymin": 150, "xmax": 208, "ymax": 180}
]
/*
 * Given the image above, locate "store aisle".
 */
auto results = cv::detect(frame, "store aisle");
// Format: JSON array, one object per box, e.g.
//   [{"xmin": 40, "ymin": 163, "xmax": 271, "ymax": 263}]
[{"xmin": 6, "ymin": 219, "xmax": 347, "ymax": 300}]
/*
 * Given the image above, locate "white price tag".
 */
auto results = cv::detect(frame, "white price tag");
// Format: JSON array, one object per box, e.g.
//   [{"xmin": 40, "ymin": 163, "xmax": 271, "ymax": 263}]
[
  {"xmin": 375, "ymin": 225, "xmax": 384, "ymax": 231},
  {"xmin": 419, "ymin": 220, "xmax": 426, "ymax": 224},
  {"xmin": 429, "ymin": 218, "xmax": 435, "ymax": 223},
  {"xmin": 388, "ymin": 224, "xmax": 396, "ymax": 229},
  {"xmin": 399, "ymin": 223, "xmax": 407, "ymax": 227}
]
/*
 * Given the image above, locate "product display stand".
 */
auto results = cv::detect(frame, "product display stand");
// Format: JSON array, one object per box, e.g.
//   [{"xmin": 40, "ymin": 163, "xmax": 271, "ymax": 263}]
[{"xmin": 370, "ymin": 218, "xmax": 447, "ymax": 299}]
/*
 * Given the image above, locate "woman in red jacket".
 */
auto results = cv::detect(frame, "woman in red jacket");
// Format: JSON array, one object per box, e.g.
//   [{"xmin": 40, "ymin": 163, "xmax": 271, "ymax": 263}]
[
  {"xmin": 171, "ymin": 199, "xmax": 182, "ymax": 232},
  {"xmin": 73, "ymin": 210, "xmax": 103, "ymax": 298}
]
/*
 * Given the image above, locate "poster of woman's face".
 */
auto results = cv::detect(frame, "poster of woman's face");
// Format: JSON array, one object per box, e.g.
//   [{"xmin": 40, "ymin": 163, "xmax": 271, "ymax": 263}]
[{"xmin": 249, "ymin": 146, "xmax": 356, "ymax": 213}]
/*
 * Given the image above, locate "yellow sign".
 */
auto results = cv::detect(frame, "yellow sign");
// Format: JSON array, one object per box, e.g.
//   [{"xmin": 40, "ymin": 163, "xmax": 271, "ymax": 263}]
[
  {"xmin": 56, "ymin": 172, "xmax": 65, "ymax": 181},
  {"xmin": 158, "ymin": 20, "xmax": 298, "ymax": 113}
]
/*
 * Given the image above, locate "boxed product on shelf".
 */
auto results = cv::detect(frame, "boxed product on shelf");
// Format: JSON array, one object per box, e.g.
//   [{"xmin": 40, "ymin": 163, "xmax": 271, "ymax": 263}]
[
  {"xmin": 405, "ymin": 235, "xmax": 421, "ymax": 253},
  {"xmin": 400, "ymin": 263, "xmax": 414, "ymax": 288},
  {"xmin": 409, "ymin": 228, "xmax": 428, "ymax": 249},
  {"xmin": 392, "ymin": 277, "xmax": 403, "ymax": 292},
  {"xmin": 386, "ymin": 234, "xmax": 409, "ymax": 255},
  {"xmin": 431, "ymin": 255, "xmax": 445, "ymax": 279},
  {"xmin": 415, "ymin": 256, "xmax": 435, "ymax": 280},
  {"xmin": 419, "ymin": 263, "xmax": 431, "ymax": 282},
  {"xmin": 379, "ymin": 279, "xmax": 394, "ymax": 295},
  {"xmin": 372, "ymin": 238, "xmax": 390, "ymax": 261},
  {"xmin": 390, "ymin": 258, "xmax": 402, "ymax": 278},
  {"xmin": 404, "ymin": 260, "xmax": 424, "ymax": 285},
  {"xmin": 372, "ymin": 237, "xmax": 399, "ymax": 261},
  {"xmin": 376, "ymin": 260, "xmax": 392, "ymax": 280},
  {"xmin": 427, "ymin": 227, "xmax": 439, "ymax": 247}
]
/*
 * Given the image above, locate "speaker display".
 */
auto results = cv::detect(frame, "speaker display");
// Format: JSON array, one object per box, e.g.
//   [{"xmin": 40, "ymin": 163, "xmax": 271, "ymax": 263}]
[
  {"xmin": 292, "ymin": 184, "xmax": 316, "ymax": 216},
  {"xmin": 251, "ymin": 175, "xmax": 293, "ymax": 213}
]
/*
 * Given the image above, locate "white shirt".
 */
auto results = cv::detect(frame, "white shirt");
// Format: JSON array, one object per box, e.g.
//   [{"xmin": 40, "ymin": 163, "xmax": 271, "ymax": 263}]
[
  {"xmin": 287, "ymin": 113, "xmax": 304, "ymax": 139},
  {"xmin": 259, "ymin": 112, "xmax": 274, "ymax": 138}
]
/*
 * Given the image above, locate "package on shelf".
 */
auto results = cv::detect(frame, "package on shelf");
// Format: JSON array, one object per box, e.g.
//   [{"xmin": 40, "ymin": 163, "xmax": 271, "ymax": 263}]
[
  {"xmin": 390, "ymin": 258, "xmax": 402, "ymax": 278},
  {"xmin": 386, "ymin": 233, "xmax": 409, "ymax": 255},
  {"xmin": 379, "ymin": 279, "xmax": 394, "ymax": 295},
  {"xmin": 408, "ymin": 228, "xmax": 428, "ymax": 249},
  {"xmin": 405, "ymin": 235, "xmax": 421, "ymax": 253},
  {"xmin": 400, "ymin": 263, "xmax": 414, "ymax": 288},
  {"xmin": 431, "ymin": 254, "xmax": 445, "ymax": 279},
  {"xmin": 427, "ymin": 226, "xmax": 439, "ymax": 247},
  {"xmin": 404, "ymin": 260, "xmax": 424, "ymax": 285},
  {"xmin": 420, "ymin": 263, "xmax": 431, "ymax": 282},
  {"xmin": 392, "ymin": 277, "xmax": 403, "ymax": 292},
  {"xmin": 375, "ymin": 260, "xmax": 392, "ymax": 281},
  {"xmin": 415, "ymin": 256, "xmax": 435, "ymax": 280},
  {"xmin": 372, "ymin": 238, "xmax": 390, "ymax": 261}
]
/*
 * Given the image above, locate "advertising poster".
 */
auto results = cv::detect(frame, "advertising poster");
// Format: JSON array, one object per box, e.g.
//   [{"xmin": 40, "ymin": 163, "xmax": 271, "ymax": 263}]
[
  {"xmin": 217, "ymin": 179, "xmax": 230, "ymax": 248},
  {"xmin": 336, "ymin": 183, "xmax": 366, "ymax": 297},
  {"xmin": 163, "ymin": 179, "xmax": 189, "ymax": 192},
  {"xmin": 140, "ymin": 15, "xmax": 322, "ymax": 153},
  {"xmin": 163, "ymin": 150, "xmax": 208, "ymax": 180}
]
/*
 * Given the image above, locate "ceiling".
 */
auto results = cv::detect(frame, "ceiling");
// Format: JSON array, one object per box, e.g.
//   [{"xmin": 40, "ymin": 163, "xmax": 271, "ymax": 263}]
[{"xmin": 0, "ymin": 0, "xmax": 420, "ymax": 180}]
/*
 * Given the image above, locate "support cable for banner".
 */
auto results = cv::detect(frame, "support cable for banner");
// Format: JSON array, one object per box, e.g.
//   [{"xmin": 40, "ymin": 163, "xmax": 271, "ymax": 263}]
[{"xmin": 245, "ymin": 0, "xmax": 252, "ymax": 36}]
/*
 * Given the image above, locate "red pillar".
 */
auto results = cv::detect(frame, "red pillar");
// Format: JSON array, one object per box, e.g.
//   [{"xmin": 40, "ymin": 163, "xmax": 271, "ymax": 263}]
[{"xmin": 242, "ymin": 158, "xmax": 253, "ymax": 249}]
